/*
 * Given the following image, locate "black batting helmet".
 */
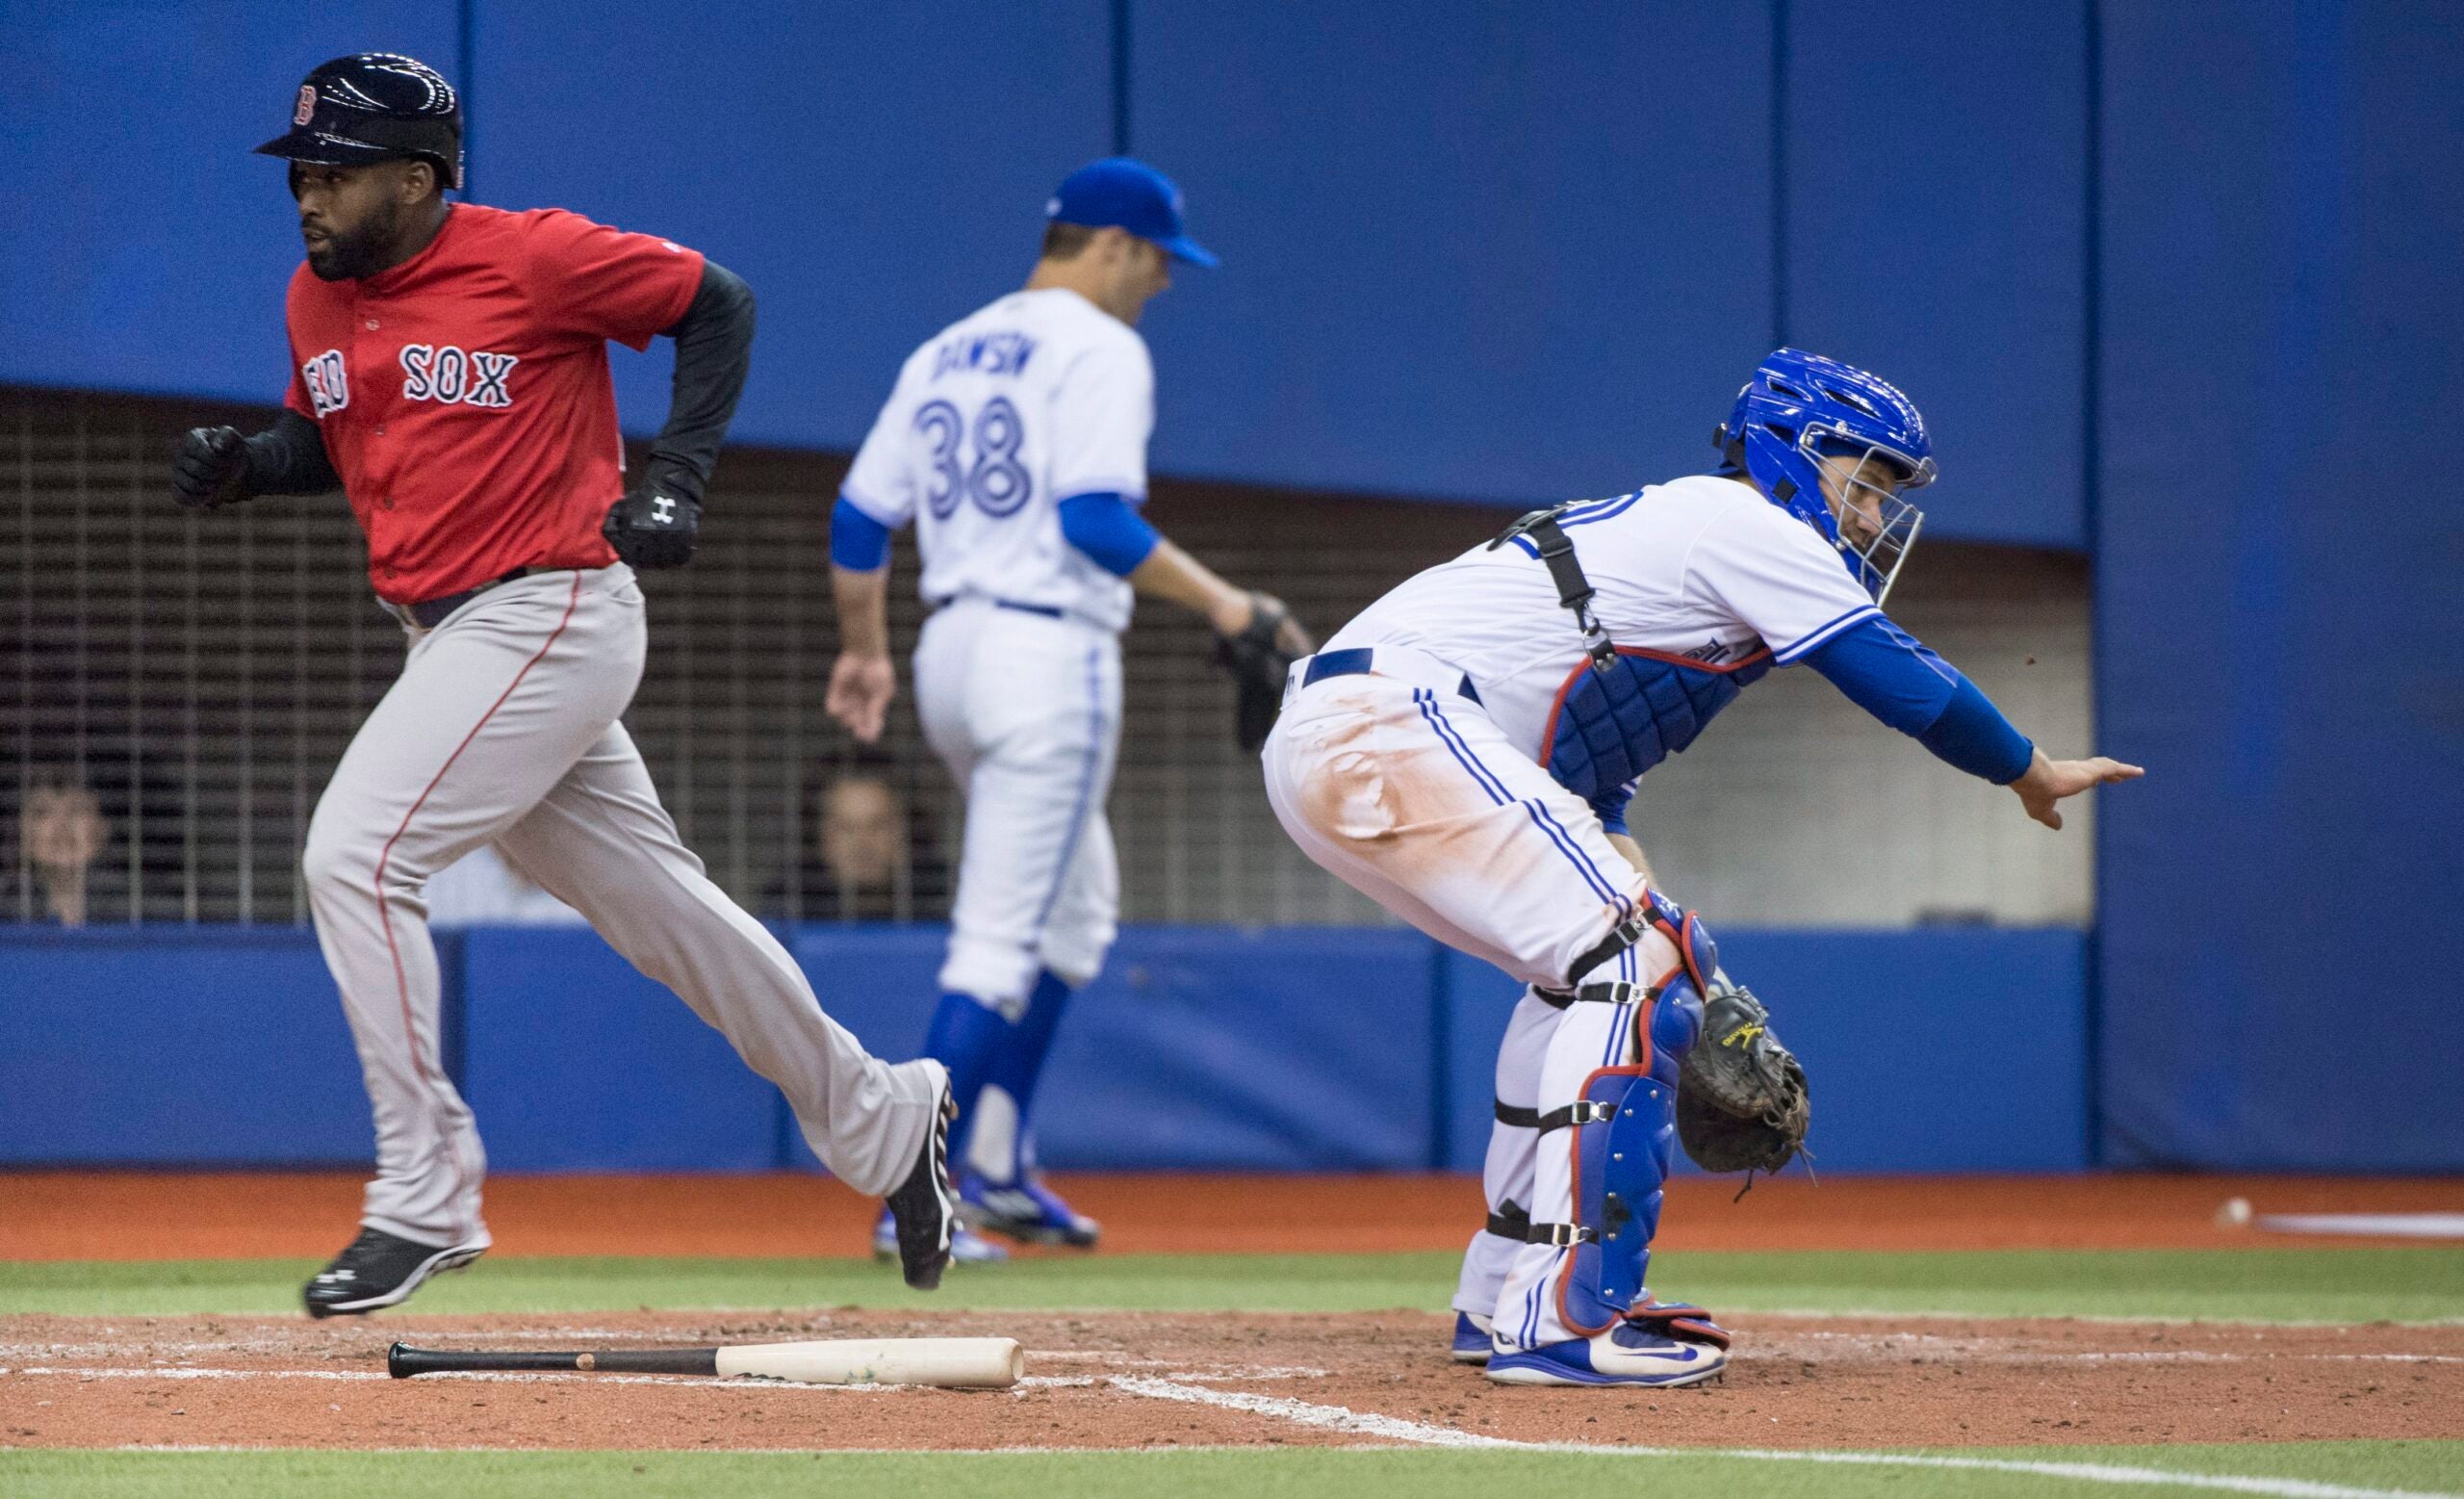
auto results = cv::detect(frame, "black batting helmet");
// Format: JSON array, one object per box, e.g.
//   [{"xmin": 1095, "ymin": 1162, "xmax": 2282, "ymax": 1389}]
[{"xmin": 254, "ymin": 53, "xmax": 462, "ymax": 190}]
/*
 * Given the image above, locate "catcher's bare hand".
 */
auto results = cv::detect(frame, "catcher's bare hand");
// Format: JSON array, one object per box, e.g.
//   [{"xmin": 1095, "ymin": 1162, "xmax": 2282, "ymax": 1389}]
[
  {"xmin": 2012, "ymin": 749, "xmax": 2143, "ymax": 830},
  {"xmin": 826, "ymin": 651, "xmax": 896, "ymax": 743}
]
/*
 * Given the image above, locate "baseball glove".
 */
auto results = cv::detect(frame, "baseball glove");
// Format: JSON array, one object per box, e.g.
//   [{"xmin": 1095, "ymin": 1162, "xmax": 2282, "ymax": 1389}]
[
  {"xmin": 1675, "ymin": 978, "xmax": 1811, "ymax": 1181},
  {"xmin": 1215, "ymin": 592, "xmax": 1309, "ymax": 753}
]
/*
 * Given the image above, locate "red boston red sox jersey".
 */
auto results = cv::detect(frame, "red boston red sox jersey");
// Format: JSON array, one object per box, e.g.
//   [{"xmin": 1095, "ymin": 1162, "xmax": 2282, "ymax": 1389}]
[{"xmin": 282, "ymin": 202, "xmax": 705, "ymax": 604}]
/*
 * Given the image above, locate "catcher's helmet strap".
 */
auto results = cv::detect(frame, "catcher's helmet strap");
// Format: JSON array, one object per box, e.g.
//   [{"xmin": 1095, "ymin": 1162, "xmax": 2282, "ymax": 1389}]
[{"xmin": 1492, "ymin": 506, "xmax": 1617, "ymax": 674}]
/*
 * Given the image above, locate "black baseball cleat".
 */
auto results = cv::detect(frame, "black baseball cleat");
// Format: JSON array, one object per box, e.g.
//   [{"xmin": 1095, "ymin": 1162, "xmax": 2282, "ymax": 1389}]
[
  {"xmin": 882, "ymin": 1063, "xmax": 961, "ymax": 1291},
  {"xmin": 302, "ymin": 1226, "xmax": 486, "ymax": 1319}
]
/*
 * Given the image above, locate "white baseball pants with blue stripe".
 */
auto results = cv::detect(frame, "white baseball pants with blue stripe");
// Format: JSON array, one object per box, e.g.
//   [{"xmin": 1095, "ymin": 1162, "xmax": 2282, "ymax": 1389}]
[
  {"xmin": 914, "ymin": 598, "xmax": 1123, "ymax": 1009},
  {"xmin": 1263, "ymin": 667, "xmax": 1681, "ymax": 1350}
]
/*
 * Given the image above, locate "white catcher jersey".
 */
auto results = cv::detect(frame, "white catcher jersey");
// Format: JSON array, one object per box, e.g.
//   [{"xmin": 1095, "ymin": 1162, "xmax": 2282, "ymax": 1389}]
[
  {"xmin": 842, "ymin": 287, "xmax": 1155, "ymax": 633},
  {"xmin": 1322, "ymin": 475, "xmax": 1882, "ymax": 766}
]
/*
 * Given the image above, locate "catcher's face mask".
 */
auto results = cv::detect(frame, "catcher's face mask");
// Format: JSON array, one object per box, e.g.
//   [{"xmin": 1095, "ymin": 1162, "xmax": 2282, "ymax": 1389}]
[{"xmin": 1808, "ymin": 427, "xmax": 1932, "ymax": 606}]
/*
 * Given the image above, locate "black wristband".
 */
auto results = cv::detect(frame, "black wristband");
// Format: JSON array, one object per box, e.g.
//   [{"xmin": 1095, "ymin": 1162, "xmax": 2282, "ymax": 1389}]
[{"xmin": 242, "ymin": 410, "xmax": 342, "ymax": 495}]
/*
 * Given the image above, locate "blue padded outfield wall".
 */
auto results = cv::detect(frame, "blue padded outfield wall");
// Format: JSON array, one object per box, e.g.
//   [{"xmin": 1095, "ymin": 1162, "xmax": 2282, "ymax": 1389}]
[
  {"xmin": 2092, "ymin": 5, "xmax": 2464, "ymax": 1170},
  {"xmin": 4, "ymin": 2, "xmax": 2458, "ymax": 1170},
  {"xmin": 0, "ymin": 924, "xmax": 2087, "ymax": 1176}
]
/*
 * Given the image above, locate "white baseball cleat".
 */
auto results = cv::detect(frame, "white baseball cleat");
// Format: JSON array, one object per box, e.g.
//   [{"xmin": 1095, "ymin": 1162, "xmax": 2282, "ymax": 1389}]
[{"xmin": 1484, "ymin": 1317, "xmax": 1728, "ymax": 1387}]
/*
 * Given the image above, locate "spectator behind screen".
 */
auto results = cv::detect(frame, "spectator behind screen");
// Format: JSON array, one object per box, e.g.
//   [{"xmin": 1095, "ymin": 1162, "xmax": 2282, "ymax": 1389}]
[
  {"xmin": 766, "ymin": 753, "xmax": 948, "ymax": 922},
  {"xmin": 16, "ymin": 779, "xmax": 109, "ymax": 927}
]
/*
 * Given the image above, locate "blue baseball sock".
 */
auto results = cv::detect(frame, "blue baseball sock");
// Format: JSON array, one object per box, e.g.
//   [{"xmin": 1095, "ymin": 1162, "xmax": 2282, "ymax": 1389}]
[
  {"xmin": 920, "ymin": 990, "xmax": 1009, "ymax": 1166},
  {"xmin": 962, "ymin": 969, "xmax": 1076, "ymax": 1185}
]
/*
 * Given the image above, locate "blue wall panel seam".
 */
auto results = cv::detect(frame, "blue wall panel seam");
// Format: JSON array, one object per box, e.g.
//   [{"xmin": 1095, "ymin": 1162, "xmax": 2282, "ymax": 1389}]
[
  {"xmin": 2081, "ymin": 0, "xmax": 2108, "ymax": 1167},
  {"xmin": 457, "ymin": 0, "xmax": 477, "ymax": 200},
  {"xmin": 1770, "ymin": 0, "xmax": 1790, "ymax": 348},
  {"xmin": 1110, "ymin": 0, "xmax": 1132, "ymax": 156}
]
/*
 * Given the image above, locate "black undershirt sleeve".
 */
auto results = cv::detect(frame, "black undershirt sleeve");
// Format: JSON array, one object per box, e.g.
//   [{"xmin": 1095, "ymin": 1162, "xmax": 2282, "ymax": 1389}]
[
  {"xmin": 643, "ymin": 259, "xmax": 757, "ymax": 503},
  {"xmin": 242, "ymin": 409, "xmax": 342, "ymax": 496}
]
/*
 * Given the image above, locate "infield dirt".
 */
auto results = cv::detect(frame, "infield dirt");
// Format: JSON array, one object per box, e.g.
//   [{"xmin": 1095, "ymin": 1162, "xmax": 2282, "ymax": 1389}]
[{"xmin": 5, "ymin": 1308, "xmax": 2459, "ymax": 1453}]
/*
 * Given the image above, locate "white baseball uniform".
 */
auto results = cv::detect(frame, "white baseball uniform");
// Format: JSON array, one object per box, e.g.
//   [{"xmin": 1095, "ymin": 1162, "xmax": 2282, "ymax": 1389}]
[
  {"xmin": 840, "ymin": 288, "xmax": 1150, "ymax": 1168},
  {"xmin": 1264, "ymin": 474, "xmax": 1880, "ymax": 1350}
]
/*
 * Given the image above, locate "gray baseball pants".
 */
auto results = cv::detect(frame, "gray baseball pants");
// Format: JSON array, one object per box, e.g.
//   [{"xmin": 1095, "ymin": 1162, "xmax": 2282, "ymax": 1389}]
[{"xmin": 302, "ymin": 564, "xmax": 938, "ymax": 1249}]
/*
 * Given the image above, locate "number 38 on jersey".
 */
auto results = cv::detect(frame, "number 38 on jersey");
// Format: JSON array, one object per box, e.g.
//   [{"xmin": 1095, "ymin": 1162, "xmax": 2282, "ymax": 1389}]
[{"xmin": 913, "ymin": 396, "xmax": 1032, "ymax": 520}]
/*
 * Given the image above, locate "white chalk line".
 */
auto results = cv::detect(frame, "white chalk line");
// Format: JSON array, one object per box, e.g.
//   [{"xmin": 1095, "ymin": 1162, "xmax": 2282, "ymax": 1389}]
[
  {"xmin": 1735, "ymin": 1306, "xmax": 2464, "ymax": 1331},
  {"xmin": 15, "ymin": 1358, "xmax": 2457, "ymax": 1495},
  {"xmin": 1110, "ymin": 1375, "xmax": 1518, "ymax": 1448},
  {"xmin": 1106, "ymin": 1376, "xmax": 2461, "ymax": 1498}
]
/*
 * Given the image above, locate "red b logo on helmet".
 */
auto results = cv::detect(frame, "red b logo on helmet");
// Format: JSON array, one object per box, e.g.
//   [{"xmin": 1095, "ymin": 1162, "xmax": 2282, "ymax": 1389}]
[{"xmin": 294, "ymin": 85, "xmax": 316, "ymax": 126}]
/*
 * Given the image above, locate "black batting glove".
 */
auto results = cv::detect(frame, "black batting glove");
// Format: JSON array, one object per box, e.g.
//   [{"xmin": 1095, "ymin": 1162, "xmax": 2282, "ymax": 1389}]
[
  {"xmin": 602, "ymin": 462, "xmax": 704, "ymax": 570},
  {"xmin": 172, "ymin": 426, "xmax": 252, "ymax": 511}
]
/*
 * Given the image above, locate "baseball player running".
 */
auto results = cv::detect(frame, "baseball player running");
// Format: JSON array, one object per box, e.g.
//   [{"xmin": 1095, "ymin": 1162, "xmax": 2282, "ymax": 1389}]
[
  {"xmin": 827, "ymin": 159, "xmax": 1309, "ymax": 1261},
  {"xmin": 1265, "ymin": 349, "xmax": 2142, "ymax": 1386},
  {"xmin": 169, "ymin": 54, "xmax": 962, "ymax": 1314}
]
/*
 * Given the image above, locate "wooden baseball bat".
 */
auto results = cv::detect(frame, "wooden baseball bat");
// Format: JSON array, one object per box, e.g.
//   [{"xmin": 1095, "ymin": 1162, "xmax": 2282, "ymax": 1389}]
[{"xmin": 386, "ymin": 1336, "xmax": 1023, "ymax": 1388}]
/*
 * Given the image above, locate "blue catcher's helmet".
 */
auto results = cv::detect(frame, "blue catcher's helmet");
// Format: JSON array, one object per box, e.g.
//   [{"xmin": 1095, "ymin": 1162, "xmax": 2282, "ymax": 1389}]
[{"xmin": 1715, "ymin": 349, "xmax": 1938, "ymax": 603}]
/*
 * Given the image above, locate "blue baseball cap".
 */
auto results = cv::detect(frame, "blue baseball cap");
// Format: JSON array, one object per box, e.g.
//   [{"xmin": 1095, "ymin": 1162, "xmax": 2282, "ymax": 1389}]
[{"xmin": 1045, "ymin": 157, "xmax": 1219, "ymax": 268}]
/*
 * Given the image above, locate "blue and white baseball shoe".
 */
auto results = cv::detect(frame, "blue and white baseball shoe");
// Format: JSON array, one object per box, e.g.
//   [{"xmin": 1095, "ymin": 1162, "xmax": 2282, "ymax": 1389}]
[
  {"xmin": 1450, "ymin": 1311, "xmax": 1495, "ymax": 1364},
  {"xmin": 1485, "ymin": 1305, "xmax": 1730, "ymax": 1388},
  {"xmin": 872, "ymin": 1207, "xmax": 1010, "ymax": 1265},
  {"xmin": 960, "ymin": 1172, "xmax": 1101, "ymax": 1249}
]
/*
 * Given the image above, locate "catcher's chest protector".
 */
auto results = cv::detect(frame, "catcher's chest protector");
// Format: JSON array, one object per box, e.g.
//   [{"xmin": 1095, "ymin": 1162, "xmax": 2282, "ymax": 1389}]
[
  {"xmin": 1546, "ymin": 651, "xmax": 1769, "ymax": 803},
  {"xmin": 1493, "ymin": 504, "xmax": 1770, "ymax": 805}
]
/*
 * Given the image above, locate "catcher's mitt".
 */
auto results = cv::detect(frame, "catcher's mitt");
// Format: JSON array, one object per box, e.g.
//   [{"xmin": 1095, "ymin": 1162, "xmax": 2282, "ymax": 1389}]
[
  {"xmin": 1675, "ymin": 978, "xmax": 1810, "ymax": 1182},
  {"xmin": 1215, "ymin": 592, "xmax": 1309, "ymax": 753}
]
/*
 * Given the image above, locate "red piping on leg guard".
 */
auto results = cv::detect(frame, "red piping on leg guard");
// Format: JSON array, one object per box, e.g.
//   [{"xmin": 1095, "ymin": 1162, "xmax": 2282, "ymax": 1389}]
[
  {"xmin": 1624, "ymin": 1299, "xmax": 1731, "ymax": 1350},
  {"xmin": 1637, "ymin": 887, "xmax": 1715, "ymax": 998}
]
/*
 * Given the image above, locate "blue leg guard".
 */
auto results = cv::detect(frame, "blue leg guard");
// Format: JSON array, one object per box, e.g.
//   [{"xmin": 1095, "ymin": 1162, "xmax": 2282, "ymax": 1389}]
[{"xmin": 1554, "ymin": 974, "xmax": 1705, "ymax": 1336}]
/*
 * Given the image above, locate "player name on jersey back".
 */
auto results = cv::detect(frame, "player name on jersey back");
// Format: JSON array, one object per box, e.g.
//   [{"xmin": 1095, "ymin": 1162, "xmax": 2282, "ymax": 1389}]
[
  {"xmin": 841, "ymin": 288, "xmax": 1157, "ymax": 634},
  {"xmin": 933, "ymin": 330, "xmax": 1038, "ymax": 379}
]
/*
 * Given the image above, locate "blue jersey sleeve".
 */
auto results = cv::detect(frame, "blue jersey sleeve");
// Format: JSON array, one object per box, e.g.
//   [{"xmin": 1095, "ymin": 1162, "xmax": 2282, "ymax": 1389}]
[
  {"xmin": 1058, "ymin": 490, "xmax": 1161, "ymax": 577},
  {"xmin": 1801, "ymin": 615, "xmax": 2034, "ymax": 784},
  {"xmin": 829, "ymin": 494, "xmax": 892, "ymax": 571}
]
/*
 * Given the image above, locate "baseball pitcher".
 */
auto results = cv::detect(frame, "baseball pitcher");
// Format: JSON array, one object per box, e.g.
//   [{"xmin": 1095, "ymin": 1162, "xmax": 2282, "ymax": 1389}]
[
  {"xmin": 170, "ymin": 54, "xmax": 963, "ymax": 1313},
  {"xmin": 1265, "ymin": 349, "xmax": 2142, "ymax": 1385},
  {"xmin": 826, "ymin": 159, "xmax": 1309, "ymax": 1261}
]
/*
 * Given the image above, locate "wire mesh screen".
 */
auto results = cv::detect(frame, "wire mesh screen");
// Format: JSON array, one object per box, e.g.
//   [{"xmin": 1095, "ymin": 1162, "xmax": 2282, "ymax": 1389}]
[{"xmin": 2, "ymin": 385, "xmax": 2092, "ymax": 931}]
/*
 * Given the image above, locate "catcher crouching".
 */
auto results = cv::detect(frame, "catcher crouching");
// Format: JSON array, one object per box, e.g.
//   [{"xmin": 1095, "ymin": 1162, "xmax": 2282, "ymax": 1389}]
[{"xmin": 1262, "ymin": 349, "xmax": 2131, "ymax": 1385}]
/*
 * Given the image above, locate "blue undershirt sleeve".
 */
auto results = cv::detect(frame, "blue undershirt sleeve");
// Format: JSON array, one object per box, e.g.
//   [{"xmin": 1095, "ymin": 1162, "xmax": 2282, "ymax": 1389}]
[
  {"xmin": 829, "ymin": 494, "xmax": 891, "ymax": 572},
  {"xmin": 1802, "ymin": 615, "xmax": 2035, "ymax": 784},
  {"xmin": 1916, "ymin": 677, "xmax": 2038, "ymax": 785},
  {"xmin": 1058, "ymin": 491, "xmax": 1161, "ymax": 577},
  {"xmin": 1589, "ymin": 782, "xmax": 1636, "ymax": 837}
]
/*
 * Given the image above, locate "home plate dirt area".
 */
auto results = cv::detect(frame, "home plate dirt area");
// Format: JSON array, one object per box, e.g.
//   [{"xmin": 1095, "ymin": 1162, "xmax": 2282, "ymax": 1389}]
[{"xmin": 5, "ymin": 1309, "xmax": 2459, "ymax": 1453}]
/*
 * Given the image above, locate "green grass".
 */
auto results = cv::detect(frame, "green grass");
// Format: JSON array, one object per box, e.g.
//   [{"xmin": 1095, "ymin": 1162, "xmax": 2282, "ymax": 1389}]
[
  {"xmin": 1, "ymin": 1443, "xmax": 2458, "ymax": 1499},
  {"xmin": 4, "ymin": 1248, "xmax": 2460, "ymax": 1323}
]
